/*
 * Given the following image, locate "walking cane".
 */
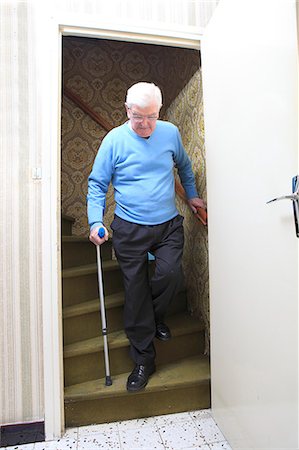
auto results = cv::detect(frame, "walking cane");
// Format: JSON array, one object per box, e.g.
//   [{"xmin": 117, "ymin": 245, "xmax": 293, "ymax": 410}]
[{"xmin": 96, "ymin": 227, "xmax": 112, "ymax": 386}]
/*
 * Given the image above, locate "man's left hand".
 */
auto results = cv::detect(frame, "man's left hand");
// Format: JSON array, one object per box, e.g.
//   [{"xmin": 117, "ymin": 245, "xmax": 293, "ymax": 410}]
[{"xmin": 187, "ymin": 197, "xmax": 206, "ymax": 214}]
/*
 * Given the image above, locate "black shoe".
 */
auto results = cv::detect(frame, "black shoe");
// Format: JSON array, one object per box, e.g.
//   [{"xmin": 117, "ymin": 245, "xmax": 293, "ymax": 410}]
[
  {"xmin": 155, "ymin": 323, "xmax": 171, "ymax": 341},
  {"xmin": 126, "ymin": 364, "xmax": 156, "ymax": 392}
]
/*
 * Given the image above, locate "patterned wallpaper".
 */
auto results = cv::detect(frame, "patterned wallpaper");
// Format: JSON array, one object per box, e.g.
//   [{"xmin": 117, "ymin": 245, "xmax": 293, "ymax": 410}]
[{"xmin": 61, "ymin": 36, "xmax": 209, "ymax": 346}]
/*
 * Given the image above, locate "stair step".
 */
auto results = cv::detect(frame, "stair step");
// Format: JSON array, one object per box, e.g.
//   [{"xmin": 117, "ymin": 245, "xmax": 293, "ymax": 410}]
[
  {"xmin": 63, "ymin": 288, "xmax": 187, "ymax": 345},
  {"xmin": 63, "ymin": 236, "xmax": 89, "ymax": 242},
  {"xmin": 65, "ymin": 355, "xmax": 209, "ymax": 400},
  {"xmin": 63, "ymin": 292, "xmax": 124, "ymax": 319},
  {"xmin": 62, "ymin": 237, "xmax": 112, "ymax": 268},
  {"xmin": 62, "ymin": 261, "xmax": 119, "ymax": 278},
  {"xmin": 63, "ymin": 288, "xmax": 186, "ymax": 321},
  {"xmin": 64, "ymin": 355, "xmax": 210, "ymax": 426},
  {"xmin": 62, "ymin": 261, "xmax": 124, "ymax": 306},
  {"xmin": 64, "ymin": 312, "xmax": 203, "ymax": 358},
  {"xmin": 63, "ymin": 313, "xmax": 205, "ymax": 386},
  {"xmin": 61, "ymin": 214, "xmax": 75, "ymax": 236},
  {"xmin": 63, "ymin": 292, "xmax": 124, "ymax": 345}
]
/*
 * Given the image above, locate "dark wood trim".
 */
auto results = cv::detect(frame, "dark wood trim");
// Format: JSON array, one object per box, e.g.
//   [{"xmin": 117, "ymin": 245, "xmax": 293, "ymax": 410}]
[
  {"xmin": 63, "ymin": 86, "xmax": 113, "ymax": 132},
  {"xmin": 175, "ymin": 178, "xmax": 207, "ymax": 226}
]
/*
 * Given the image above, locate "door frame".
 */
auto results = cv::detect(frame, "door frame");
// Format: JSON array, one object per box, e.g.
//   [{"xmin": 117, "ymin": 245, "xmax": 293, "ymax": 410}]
[{"xmin": 41, "ymin": 15, "xmax": 203, "ymax": 440}]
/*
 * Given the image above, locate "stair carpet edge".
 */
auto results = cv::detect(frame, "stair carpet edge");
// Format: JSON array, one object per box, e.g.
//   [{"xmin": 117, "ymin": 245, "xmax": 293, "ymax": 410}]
[
  {"xmin": 63, "ymin": 291, "xmax": 124, "ymax": 319},
  {"xmin": 63, "ymin": 287, "xmax": 187, "ymax": 319},
  {"xmin": 62, "ymin": 259, "xmax": 119, "ymax": 278},
  {"xmin": 63, "ymin": 312, "xmax": 205, "ymax": 358},
  {"xmin": 64, "ymin": 355, "xmax": 210, "ymax": 402}
]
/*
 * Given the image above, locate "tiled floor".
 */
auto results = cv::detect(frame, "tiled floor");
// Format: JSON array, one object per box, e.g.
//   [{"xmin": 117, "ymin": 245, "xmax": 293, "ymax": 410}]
[{"xmin": 4, "ymin": 409, "xmax": 232, "ymax": 450}]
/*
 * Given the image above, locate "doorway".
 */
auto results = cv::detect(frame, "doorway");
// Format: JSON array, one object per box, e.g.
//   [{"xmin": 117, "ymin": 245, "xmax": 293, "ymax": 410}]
[{"xmin": 60, "ymin": 35, "xmax": 209, "ymax": 427}]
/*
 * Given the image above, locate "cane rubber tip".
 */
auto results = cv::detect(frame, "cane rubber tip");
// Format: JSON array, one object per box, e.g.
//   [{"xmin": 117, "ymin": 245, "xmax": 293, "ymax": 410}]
[{"xmin": 105, "ymin": 376, "xmax": 113, "ymax": 386}]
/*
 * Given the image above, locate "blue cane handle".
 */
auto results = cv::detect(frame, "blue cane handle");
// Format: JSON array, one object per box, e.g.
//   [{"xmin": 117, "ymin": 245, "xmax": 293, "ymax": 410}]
[{"xmin": 98, "ymin": 227, "xmax": 105, "ymax": 238}]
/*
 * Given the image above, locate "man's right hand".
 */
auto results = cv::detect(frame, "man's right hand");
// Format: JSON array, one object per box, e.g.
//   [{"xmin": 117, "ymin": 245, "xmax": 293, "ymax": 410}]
[{"xmin": 89, "ymin": 226, "xmax": 109, "ymax": 246}]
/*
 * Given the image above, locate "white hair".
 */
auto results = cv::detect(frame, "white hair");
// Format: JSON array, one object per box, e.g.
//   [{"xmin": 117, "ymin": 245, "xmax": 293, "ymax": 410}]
[{"xmin": 126, "ymin": 82, "xmax": 163, "ymax": 110}]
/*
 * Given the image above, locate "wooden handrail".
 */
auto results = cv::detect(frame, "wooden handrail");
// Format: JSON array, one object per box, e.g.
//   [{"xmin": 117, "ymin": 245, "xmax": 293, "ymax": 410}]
[
  {"xmin": 64, "ymin": 86, "xmax": 113, "ymax": 132},
  {"xmin": 63, "ymin": 86, "xmax": 205, "ymax": 224},
  {"xmin": 175, "ymin": 178, "xmax": 207, "ymax": 226}
]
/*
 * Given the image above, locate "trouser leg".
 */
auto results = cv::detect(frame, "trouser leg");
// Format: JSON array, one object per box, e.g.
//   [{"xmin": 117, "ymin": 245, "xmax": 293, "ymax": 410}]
[
  {"xmin": 150, "ymin": 214, "xmax": 184, "ymax": 323},
  {"xmin": 111, "ymin": 216, "xmax": 156, "ymax": 365}
]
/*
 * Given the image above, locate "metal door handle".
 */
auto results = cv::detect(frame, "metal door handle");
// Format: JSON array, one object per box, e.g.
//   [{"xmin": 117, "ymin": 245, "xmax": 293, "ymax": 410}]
[
  {"xmin": 267, "ymin": 175, "xmax": 299, "ymax": 237},
  {"xmin": 266, "ymin": 193, "xmax": 299, "ymax": 204}
]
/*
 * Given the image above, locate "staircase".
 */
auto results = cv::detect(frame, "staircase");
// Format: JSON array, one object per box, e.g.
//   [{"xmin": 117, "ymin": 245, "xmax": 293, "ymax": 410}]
[{"xmin": 62, "ymin": 214, "xmax": 210, "ymax": 427}]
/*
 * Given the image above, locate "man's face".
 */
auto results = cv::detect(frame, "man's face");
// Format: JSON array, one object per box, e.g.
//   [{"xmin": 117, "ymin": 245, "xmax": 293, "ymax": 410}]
[{"xmin": 126, "ymin": 102, "xmax": 159, "ymax": 138}]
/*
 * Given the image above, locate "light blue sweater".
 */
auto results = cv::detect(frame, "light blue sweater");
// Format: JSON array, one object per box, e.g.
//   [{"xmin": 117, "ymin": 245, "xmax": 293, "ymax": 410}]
[{"xmin": 87, "ymin": 120, "xmax": 198, "ymax": 229}]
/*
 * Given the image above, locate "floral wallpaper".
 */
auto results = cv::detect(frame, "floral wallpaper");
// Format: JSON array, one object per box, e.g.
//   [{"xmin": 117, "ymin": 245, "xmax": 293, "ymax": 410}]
[{"xmin": 61, "ymin": 36, "xmax": 209, "ymax": 347}]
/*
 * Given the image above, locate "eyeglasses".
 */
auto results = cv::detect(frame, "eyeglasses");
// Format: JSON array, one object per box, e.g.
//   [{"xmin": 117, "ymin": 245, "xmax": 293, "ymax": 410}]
[{"xmin": 129, "ymin": 109, "xmax": 159, "ymax": 122}]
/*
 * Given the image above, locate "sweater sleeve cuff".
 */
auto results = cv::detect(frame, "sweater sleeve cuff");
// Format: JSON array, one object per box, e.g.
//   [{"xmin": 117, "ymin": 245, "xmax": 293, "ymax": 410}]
[
  {"xmin": 184, "ymin": 186, "xmax": 199, "ymax": 200},
  {"xmin": 90, "ymin": 222, "xmax": 103, "ymax": 232}
]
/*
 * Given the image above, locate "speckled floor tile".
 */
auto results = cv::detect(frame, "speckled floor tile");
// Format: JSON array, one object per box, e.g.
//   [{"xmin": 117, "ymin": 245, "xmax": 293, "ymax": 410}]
[
  {"xmin": 209, "ymin": 442, "xmax": 232, "ymax": 450},
  {"xmin": 4, "ymin": 410, "xmax": 234, "ymax": 450},
  {"xmin": 119, "ymin": 425, "xmax": 164, "ymax": 450},
  {"xmin": 189, "ymin": 409, "xmax": 212, "ymax": 421},
  {"xmin": 193, "ymin": 417, "xmax": 226, "ymax": 445},
  {"xmin": 159, "ymin": 420, "xmax": 207, "ymax": 449},
  {"xmin": 78, "ymin": 422, "xmax": 118, "ymax": 436},
  {"xmin": 181, "ymin": 446, "xmax": 210, "ymax": 450},
  {"xmin": 77, "ymin": 430, "xmax": 120, "ymax": 449},
  {"xmin": 154, "ymin": 412, "xmax": 195, "ymax": 428},
  {"xmin": 34, "ymin": 437, "xmax": 78, "ymax": 449},
  {"xmin": 63, "ymin": 428, "xmax": 78, "ymax": 439},
  {"xmin": 117, "ymin": 416, "xmax": 157, "ymax": 431},
  {"xmin": 5, "ymin": 444, "xmax": 35, "ymax": 450}
]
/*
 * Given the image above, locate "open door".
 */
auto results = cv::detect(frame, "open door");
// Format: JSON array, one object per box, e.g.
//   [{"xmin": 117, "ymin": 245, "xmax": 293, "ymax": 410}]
[{"xmin": 202, "ymin": 1, "xmax": 298, "ymax": 449}]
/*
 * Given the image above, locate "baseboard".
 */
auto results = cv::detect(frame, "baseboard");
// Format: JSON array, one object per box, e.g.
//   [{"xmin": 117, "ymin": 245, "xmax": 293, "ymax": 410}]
[{"xmin": 0, "ymin": 421, "xmax": 45, "ymax": 448}]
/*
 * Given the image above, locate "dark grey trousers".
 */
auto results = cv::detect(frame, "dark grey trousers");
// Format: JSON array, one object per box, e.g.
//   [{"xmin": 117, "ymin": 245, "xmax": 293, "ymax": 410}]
[{"xmin": 111, "ymin": 214, "xmax": 184, "ymax": 366}]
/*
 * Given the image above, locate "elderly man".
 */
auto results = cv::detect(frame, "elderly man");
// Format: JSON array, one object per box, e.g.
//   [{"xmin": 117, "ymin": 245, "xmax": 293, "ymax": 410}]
[{"xmin": 87, "ymin": 82, "xmax": 205, "ymax": 392}]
